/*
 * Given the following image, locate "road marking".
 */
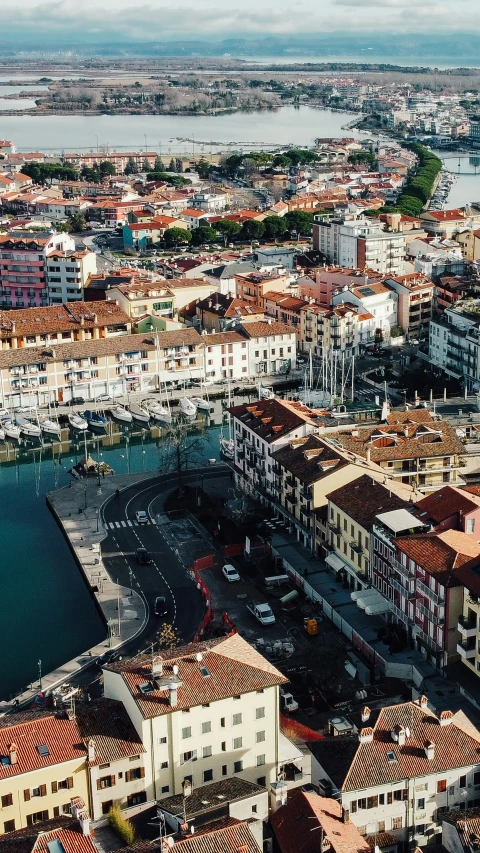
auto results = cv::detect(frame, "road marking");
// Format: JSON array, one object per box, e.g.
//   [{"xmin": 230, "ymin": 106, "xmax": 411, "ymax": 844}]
[
  {"xmin": 120, "ymin": 521, "xmax": 127, "ymax": 528},
  {"xmin": 115, "ymin": 522, "xmax": 121, "ymax": 528},
  {"xmin": 127, "ymin": 520, "xmax": 133, "ymax": 527}
]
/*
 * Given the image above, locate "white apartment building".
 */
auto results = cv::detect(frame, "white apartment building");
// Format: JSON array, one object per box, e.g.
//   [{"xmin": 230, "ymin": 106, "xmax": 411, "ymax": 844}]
[
  {"xmin": 240, "ymin": 321, "xmax": 297, "ymax": 376},
  {"xmin": 46, "ymin": 249, "xmax": 97, "ymax": 304},
  {"xmin": 313, "ymin": 216, "xmax": 406, "ymax": 276},
  {"xmin": 229, "ymin": 397, "xmax": 316, "ymax": 500},
  {"xmin": 191, "ymin": 191, "xmax": 230, "ymax": 213},
  {"xmin": 332, "ymin": 281, "xmax": 398, "ymax": 342},
  {"xmin": 102, "ymin": 634, "xmax": 287, "ymax": 800},
  {"xmin": 309, "ymin": 698, "xmax": 480, "ymax": 848},
  {"xmin": 429, "ymin": 301, "xmax": 480, "ymax": 391},
  {"xmin": 203, "ymin": 330, "xmax": 250, "ymax": 381}
]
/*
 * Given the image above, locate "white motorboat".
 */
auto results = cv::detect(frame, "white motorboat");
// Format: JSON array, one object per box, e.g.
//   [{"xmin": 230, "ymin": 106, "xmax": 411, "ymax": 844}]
[
  {"xmin": 219, "ymin": 437, "xmax": 235, "ymax": 459},
  {"xmin": 68, "ymin": 413, "xmax": 88, "ymax": 431},
  {"xmin": 3, "ymin": 420, "xmax": 21, "ymax": 441},
  {"xmin": 0, "ymin": 426, "xmax": 5, "ymax": 441},
  {"xmin": 39, "ymin": 417, "xmax": 62, "ymax": 437},
  {"xmin": 110, "ymin": 404, "xmax": 133, "ymax": 423},
  {"xmin": 191, "ymin": 397, "xmax": 210, "ymax": 412},
  {"xmin": 142, "ymin": 399, "xmax": 172, "ymax": 424},
  {"xmin": 16, "ymin": 414, "xmax": 42, "ymax": 438},
  {"xmin": 179, "ymin": 397, "xmax": 197, "ymax": 417},
  {"xmin": 128, "ymin": 402, "xmax": 150, "ymax": 424},
  {"xmin": 0, "ymin": 408, "xmax": 9, "ymax": 420},
  {"xmin": 259, "ymin": 385, "xmax": 275, "ymax": 400}
]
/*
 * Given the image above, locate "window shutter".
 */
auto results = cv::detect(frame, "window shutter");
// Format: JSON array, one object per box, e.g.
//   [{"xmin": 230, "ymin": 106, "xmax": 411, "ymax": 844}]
[
  {"xmin": 53, "ymin": 807, "xmax": 60, "ymax": 818},
  {"xmin": 139, "ymin": 767, "xmax": 145, "ymax": 779},
  {"xmin": 96, "ymin": 779, "xmax": 102, "ymax": 791},
  {"xmin": 51, "ymin": 781, "xmax": 58, "ymax": 793},
  {"xmin": 67, "ymin": 777, "xmax": 73, "ymax": 789},
  {"xmin": 24, "ymin": 789, "xmax": 30, "ymax": 802},
  {"xmin": 110, "ymin": 775, "xmax": 116, "ymax": 786},
  {"xmin": 125, "ymin": 771, "xmax": 131, "ymax": 783},
  {"xmin": 40, "ymin": 785, "xmax": 47, "ymax": 797}
]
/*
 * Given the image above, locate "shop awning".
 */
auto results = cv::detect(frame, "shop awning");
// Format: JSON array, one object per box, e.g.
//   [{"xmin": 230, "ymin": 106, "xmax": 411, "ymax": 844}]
[{"xmin": 325, "ymin": 553, "xmax": 346, "ymax": 572}]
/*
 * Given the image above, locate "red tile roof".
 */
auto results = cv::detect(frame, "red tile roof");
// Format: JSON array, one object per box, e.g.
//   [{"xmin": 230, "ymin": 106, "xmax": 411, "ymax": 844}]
[
  {"xmin": 422, "ymin": 208, "xmax": 466, "ymax": 222},
  {"xmin": 271, "ymin": 790, "xmax": 370, "ymax": 853},
  {"xmin": 238, "ymin": 320, "xmax": 294, "ymax": 338},
  {"xmin": 33, "ymin": 826, "xmax": 97, "ymax": 853},
  {"xmin": 0, "ymin": 712, "xmax": 85, "ymax": 779},
  {"xmin": 104, "ymin": 634, "xmax": 287, "ymax": 719},
  {"xmin": 230, "ymin": 398, "xmax": 316, "ymax": 444},
  {"xmin": 394, "ymin": 529, "xmax": 480, "ymax": 581},
  {"xmin": 327, "ymin": 474, "xmax": 408, "ymax": 529},
  {"xmin": 309, "ymin": 701, "xmax": 480, "ymax": 792},
  {"xmin": 414, "ymin": 486, "xmax": 480, "ymax": 524},
  {"xmin": 173, "ymin": 822, "xmax": 261, "ymax": 853}
]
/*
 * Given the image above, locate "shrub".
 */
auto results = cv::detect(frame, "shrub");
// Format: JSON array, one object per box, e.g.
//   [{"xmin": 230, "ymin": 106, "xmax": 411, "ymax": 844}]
[{"xmin": 108, "ymin": 806, "xmax": 136, "ymax": 845}]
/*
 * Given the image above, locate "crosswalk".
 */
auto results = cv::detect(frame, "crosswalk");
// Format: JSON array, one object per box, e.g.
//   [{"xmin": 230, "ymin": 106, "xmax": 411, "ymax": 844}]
[{"xmin": 105, "ymin": 520, "xmax": 156, "ymax": 530}]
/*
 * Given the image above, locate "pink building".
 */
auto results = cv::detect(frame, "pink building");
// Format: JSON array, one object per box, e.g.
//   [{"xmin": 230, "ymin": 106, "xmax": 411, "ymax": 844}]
[
  {"xmin": 297, "ymin": 266, "xmax": 383, "ymax": 307},
  {"xmin": 0, "ymin": 231, "xmax": 75, "ymax": 308}
]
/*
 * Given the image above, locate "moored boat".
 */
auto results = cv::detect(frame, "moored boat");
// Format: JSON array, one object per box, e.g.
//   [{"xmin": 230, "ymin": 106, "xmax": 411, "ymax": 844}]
[
  {"xmin": 84, "ymin": 410, "xmax": 108, "ymax": 430},
  {"xmin": 110, "ymin": 404, "xmax": 133, "ymax": 423},
  {"xmin": 128, "ymin": 402, "xmax": 150, "ymax": 424},
  {"xmin": 16, "ymin": 414, "xmax": 42, "ymax": 438},
  {"xmin": 179, "ymin": 397, "xmax": 197, "ymax": 417},
  {"xmin": 68, "ymin": 413, "xmax": 88, "ymax": 431}
]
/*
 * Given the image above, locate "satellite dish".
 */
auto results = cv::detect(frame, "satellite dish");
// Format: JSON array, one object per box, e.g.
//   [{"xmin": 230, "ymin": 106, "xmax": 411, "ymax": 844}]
[
  {"xmin": 173, "ymin": 664, "xmax": 179, "ymax": 675},
  {"xmin": 196, "ymin": 652, "xmax": 203, "ymax": 663}
]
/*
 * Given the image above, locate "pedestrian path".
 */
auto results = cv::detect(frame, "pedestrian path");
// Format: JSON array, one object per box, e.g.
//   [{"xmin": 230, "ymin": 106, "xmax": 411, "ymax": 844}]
[{"xmin": 105, "ymin": 519, "xmax": 157, "ymax": 530}]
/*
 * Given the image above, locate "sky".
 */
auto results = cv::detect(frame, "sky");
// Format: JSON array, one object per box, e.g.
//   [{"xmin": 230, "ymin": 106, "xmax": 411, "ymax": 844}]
[{"xmin": 0, "ymin": 0, "xmax": 476, "ymax": 42}]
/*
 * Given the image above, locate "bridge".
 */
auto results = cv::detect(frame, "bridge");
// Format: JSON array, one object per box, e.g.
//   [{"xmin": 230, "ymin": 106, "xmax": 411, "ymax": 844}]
[{"xmin": 441, "ymin": 154, "xmax": 480, "ymax": 175}]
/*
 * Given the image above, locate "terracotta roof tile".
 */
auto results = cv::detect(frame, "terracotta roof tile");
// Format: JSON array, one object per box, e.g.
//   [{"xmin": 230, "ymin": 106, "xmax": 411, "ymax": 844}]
[
  {"xmin": 327, "ymin": 474, "xmax": 409, "ymax": 528},
  {"xmin": 230, "ymin": 398, "xmax": 316, "ymax": 444},
  {"xmin": 323, "ymin": 419, "xmax": 463, "ymax": 463},
  {"xmin": 75, "ymin": 699, "xmax": 145, "ymax": 765},
  {"xmin": 271, "ymin": 790, "xmax": 370, "ymax": 853},
  {"xmin": 273, "ymin": 435, "xmax": 348, "ymax": 485},
  {"xmin": 0, "ymin": 712, "xmax": 85, "ymax": 780},
  {"xmin": 413, "ymin": 486, "xmax": 480, "ymax": 524},
  {"xmin": 0, "ymin": 301, "xmax": 130, "ymax": 339},
  {"xmin": 173, "ymin": 822, "xmax": 261, "ymax": 853},
  {"xmin": 394, "ymin": 529, "xmax": 480, "ymax": 581},
  {"xmin": 238, "ymin": 321, "xmax": 294, "ymax": 338},
  {"xmin": 104, "ymin": 634, "xmax": 287, "ymax": 719}
]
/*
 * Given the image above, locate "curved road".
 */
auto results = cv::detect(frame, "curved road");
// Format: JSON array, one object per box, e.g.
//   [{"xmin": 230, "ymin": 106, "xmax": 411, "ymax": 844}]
[{"xmin": 101, "ymin": 468, "xmax": 229, "ymax": 648}]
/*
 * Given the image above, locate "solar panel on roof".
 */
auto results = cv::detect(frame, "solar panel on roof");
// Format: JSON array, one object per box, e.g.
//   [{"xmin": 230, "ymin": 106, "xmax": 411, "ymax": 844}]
[{"xmin": 359, "ymin": 287, "xmax": 376, "ymax": 297}]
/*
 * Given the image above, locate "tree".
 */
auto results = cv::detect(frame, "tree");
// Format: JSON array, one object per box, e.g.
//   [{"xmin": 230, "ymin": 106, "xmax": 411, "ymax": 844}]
[
  {"xmin": 160, "ymin": 419, "xmax": 207, "ymax": 491},
  {"xmin": 240, "ymin": 219, "xmax": 265, "ymax": 242},
  {"xmin": 108, "ymin": 807, "xmax": 135, "ymax": 845},
  {"xmin": 81, "ymin": 164, "xmax": 101, "ymax": 183},
  {"xmin": 284, "ymin": 210, "xmax": 314, "ymax": 235},
  {"xmin": 175, "ymin": 158, "xmax": 183, "ymax": 173},
  {"xmin": 156, "ymin": 622, "xmax": 181, "ymax": 650},
  {"xmin": 21, "ymin": 162, "xmax": 78, "ymax": 185},
  {"xmin": 124, "ymin": 157, "xmax": 138, "ymax": 175},
  {"xmin": 66, "ymin": 213, "xmax": 87, "ymax": 233},
  {"xmin": 168, "ymin": 158, "xmax": 176, "ymax": 172},
  {"xmin": 154, "ymin": 155, "xmax": 165, "ymax": 172},
  {"xmin": 142, "ymin": 158, "xmax": 151, "ymax": 172},
  {"xmin": 222, "ymin": 153, "xmax": 243, "ymax": 177},
  {"xmin": 374, "ymin": 327, "xmax": 384, "ymax": 346},
  {"xmin": 272, "ymin": 154, "xmax": 292, "ymax": 171},
  {"xmin": 263, "ymin": 215, "xmax": 287, "ymax": 240},
  {"xmin": 99, "ymin": 160, "xmax": 116, "ymax": 177},
  {"xmin": 196, "ymin": 157, "xmax": 211, "ymax": 179},
  {"xmin": 190, "ymin": 225, "xmax": 218, "ymax": 246},
  {"xmin": 163, "ymin": 227, "xmax": 192, "ymax": 248},
  {"xmin": 216, "ymin": 219, "xmax": 242, "ymax": 245}
]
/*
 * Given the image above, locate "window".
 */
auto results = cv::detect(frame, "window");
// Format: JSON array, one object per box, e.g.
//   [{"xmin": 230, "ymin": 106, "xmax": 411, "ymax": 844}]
[
  {"xmin": 437, "ymin": 780, "xmax": 447, "ymax": 793},
  {"xmin": 233, "ymin": 737, "xmax": 243, "ymax": 749},
  {"xmin": 417, "ymin": 798, "xmax": 425, "ymax": 810},
  {"xmin": 234, "ymin": 760, "xmax": 243, "ymax": 773},
  {"xmin": 182, "ymin": 727, "xmax": 192, "ymax": 739},
  {"xmin": 159, "ymin": 737, "xmax": 167, "ymax": 744},
  {"xmin": 161, "ymin": 786, "xmax": 170, "ymax": 794},
  {"xmin": 161, "ymin": 761, "xmax": 168, "ymax": 769},
  {"xmin": 26, "ymin": 811, "xmax": 49, "ymax": 827},
  {"xmin": 392, "ymin": 817, "xmax": 402, "ymax": 831},
  {"xmin": 220, "ymin": 717, "xmax": 225, "ymax": 727},
  {"xmin": 202, "ymin": 721, "xmax": 211, "ymax": 734},
  {"xmin": 416, "ymin": 825, "xmax": 425, "ymax": 836},
  {"xmin": 367, "ymin": 796, "xmax": 378, "ymax": 809},
  {"xmin": 256, "ymin": 707, "xmax": 265, "ymax": 719},
  {"xmin": 1, "ymin": 794, "xmax": 13, "ymax": 808},
  {"xmin": 351, "ymin": 801, "xmax": 357, "ymax": 813},
  {"xmin": 378, "ymin": 822, "xmax": 385, "ymax": 833},
  {"xmin": 379, "ymin": 794, "xmax": 385, "ymax": 805},
  {"xmin": 221, "ymin": 741, "xmax": 226, "ymax": 751},
  {"xmin": 126, "ymin": 767, "xmax": 144, "ymax": 782},
  {"xmin": 232, "ymin": 713, "xmax": 242, "ymax": 725},
  {"xmin": 256, "ymin": 731, "xmax": 265, "ymax": 743},
  {"xmin": 98, "ymin": 776, "xmax": 115, "ymax": 789},
  {"xmin": 203, "ymin": 769, "xmax": 213, "ymax": 783},
  {"xmin": 467, "ymin": 519, "xmax": 475, "ymax": 534},
  {"xmin": 222, "ymin": 765, "xmax": 227, "ymax": 776},
  {"xmin": 256, "ymin": 754, "xmax": 265, "ymax": 767},
  {"xmin": 102, "ymin": 801, "xmax": 113, "ymax": 815},
  {"xmin": 127, "ymin": 792, "xmax": 147, "ymax": 808},
  {"xmin": 358, "ymin": 798, "xmax": 366, "ymax": 810},
  {"xmin": 203, "ymin": 746, "xmax": 212, "ymax": 758},
  {"xmin": 387, "ymin": 793, "xmax": 392, "ymax": 805},
  {"xmin": 252, "ymin": 805, "xmax": 257, "ymax": 814},
  {"xmin": 181, "ymin": 750, "xmax": 197, "ymax": 764},
  {"xmin": 460, "ymin": 775, "xmax": 467, "ymax": 787},
  {"xmin": 4, "ymin": 820, "xmax": 15, "ymax": 833},
  {"xmin": 474, "ymin": 771, "xmax": 480, "ymax": 785}
]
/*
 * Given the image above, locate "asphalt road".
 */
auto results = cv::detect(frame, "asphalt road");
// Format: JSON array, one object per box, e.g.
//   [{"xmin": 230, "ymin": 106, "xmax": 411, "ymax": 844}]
[{"xmin": 101, "ymin": 468, "xmax": 228, "ymax": 649}]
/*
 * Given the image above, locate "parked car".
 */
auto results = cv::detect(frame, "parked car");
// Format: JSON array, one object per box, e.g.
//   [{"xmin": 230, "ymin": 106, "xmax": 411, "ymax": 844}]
[
  {"xmin": 95, "ymin": 394, "xmax": 112, "ymax": 402},
  {"xmin": 154, "ymin": 595, "xmax": 168, "ymax": 616},
  {"xmin": 66, "ymin": 397, "xmax": 85, "ymax": 406},
  {"xmin": 136, "ymin": 547, "xmax": 152, "ymax": 565},
  {"xmin": 222, "ymin": 564, "xmax": 240, "ymax": 582},
  {"xmin": 135, "ymin": 510, "xmax": 149, "ymax": 525}
]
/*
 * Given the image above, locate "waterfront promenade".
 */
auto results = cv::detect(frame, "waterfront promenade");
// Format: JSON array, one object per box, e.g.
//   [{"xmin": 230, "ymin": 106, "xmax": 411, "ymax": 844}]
[{"xmin": 0, "ymin": 472, "xmax": 152, "ymax": 715}]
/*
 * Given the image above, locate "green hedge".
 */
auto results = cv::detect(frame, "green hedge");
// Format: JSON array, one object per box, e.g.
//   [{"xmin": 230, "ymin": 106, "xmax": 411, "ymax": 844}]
[
  {"xmin": 108, "ymin": 806, "xmax": 136, "ymax": 845},
  {"xmin": 388, "ymin": 144, "xmax": 442, "ymax": 217}
]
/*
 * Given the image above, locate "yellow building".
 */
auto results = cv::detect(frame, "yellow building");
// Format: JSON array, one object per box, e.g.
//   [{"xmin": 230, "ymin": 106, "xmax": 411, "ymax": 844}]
[{"xmin": 0, "ymin": 712, "xmax": 88, "ymax": 835}]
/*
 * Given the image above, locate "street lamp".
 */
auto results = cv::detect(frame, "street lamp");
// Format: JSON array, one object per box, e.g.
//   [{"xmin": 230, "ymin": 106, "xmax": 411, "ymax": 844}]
[
  {"xmin": 38, "ymin": 659, "xmax": 42, "ymax": 692},
  {"xmin": 129, "ymin": 568, "xmax": 134, "ymax": 597},
  {"xmin": 84, "ymin": 486, "xmax": 87, "ymax": 509}
]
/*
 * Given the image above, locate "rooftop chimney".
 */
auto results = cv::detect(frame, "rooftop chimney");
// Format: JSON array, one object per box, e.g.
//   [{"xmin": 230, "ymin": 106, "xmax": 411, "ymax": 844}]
[
  {"xmin": 169, "ymin": 683, "xmax": 178, "ymax": 707},
  {"xmin": 87, "ymin": 739, "xmax": 95, "ymax": 762},
  {"xmin": 395, "ymin": 724, "xmax": 406, "ymax": 747},
  {"xmin": 425, "ymin": 740, "xmax": 435, "ymax": 760},
  {"xmin": 361, "ymin": 706, "xmax": 371, "ymax": 723},
  {"xmin": 366, "ymin": 446, "xmax": 371, "ymax": 464},
  {"xmin": 152, "ymin": 656, "xmax": 163, "ymax": 676},
  {"xmin": 8, "ymin": 743, "xmax": 18, "ymax": 765},
  {"xmin": 359, "ymin": 727, "xmax": 374, "ymax": 743},
  {"xmin": 418, "ymin": 695, "xmax": 428, "ymax": 710},
  {"xmin": 439, "ymin": 710, "xmax": 454, "ymax": 727}
]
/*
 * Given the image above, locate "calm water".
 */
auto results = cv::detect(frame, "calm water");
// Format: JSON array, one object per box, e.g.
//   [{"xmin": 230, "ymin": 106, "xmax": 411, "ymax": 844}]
[
  {"xmin": 0, "ymin": 401, "xmax": 234, "ymax": 701},
  {"xmin": 0, "ymin": 99, "xmax": 38, "ymax": 112},
  {"xmin": 0, "ymin": 106, "xmax": 372, "ymax": 154},
  {"xmin": 436, "ymin": 152, "xmax": 480, "ymax": 208}
]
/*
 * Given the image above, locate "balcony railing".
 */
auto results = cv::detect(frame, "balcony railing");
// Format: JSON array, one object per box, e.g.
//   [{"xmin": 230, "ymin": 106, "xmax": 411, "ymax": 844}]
[
  {"xmin": 457, "ymin": 641, "xmax": 476, "ymax": 660},
  {"xmin": 390, "ymin": 577, "xmax": 415, "ymax": 599},
  {"xmin": 417, "ymin": 579, "xmax": 445, "ymax": 605},
  {"xmin": 458, "ymin": 616, "xmax": 477, "ymax": 637},
  {"xmin": 417, "ymin": 600, "xmax": 444, "ymax": 624},
  {"xmin": 392, "ymin": 557, "xmax": 415, "ymax": 578}
]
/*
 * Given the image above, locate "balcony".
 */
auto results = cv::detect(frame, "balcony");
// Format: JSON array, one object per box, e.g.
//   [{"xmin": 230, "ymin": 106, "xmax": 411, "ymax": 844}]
[
  {"xmin": 392, "ymin": 557, "xmax": 415, "ymax": 578},
  {"xmin": 285, "ymin": 493, "xmax": 297, "ymax": 505},
  {"xmin": 390, "ymin": 577, "xmax": 415, "ymax": 599},
  {"xmin": 285, "ymin": 476, "xmax": 296, "ymax": 489},
  {"xmin": 458, "ymin": 616, "xmax": 477, "ymax": 638},
  {"xmin": 457, "ymin": 641, "xmax": 476, "ymax": 660},
  {"xmin": 417, "ymin": 579, "xmax": 445, "ymax": 605},
  {"xmin": 417, "ymin": 600, "xmax": 444, "ymax": 624}
]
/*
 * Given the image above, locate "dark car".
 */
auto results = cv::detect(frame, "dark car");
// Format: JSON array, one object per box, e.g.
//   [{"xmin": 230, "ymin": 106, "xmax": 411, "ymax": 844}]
[
  {"xmin": 154, "ymin": 596, "xmax": 168, "ymax": 617},
  {"xmin": 66, "ymin": 396, "xmax": 85, "ymax": 406},
  {"xmin": 136, "ymin": 547, "xmax": 152, "ymax": 565}
]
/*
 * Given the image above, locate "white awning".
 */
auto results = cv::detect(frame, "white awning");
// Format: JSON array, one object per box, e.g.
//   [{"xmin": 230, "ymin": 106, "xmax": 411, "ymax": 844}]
[
  {"xmin": 351, "ymin": 589, "xmax": 378, "ymax": 602},
  {"xmin": 325, "ymin": 553, "xmax": 346, "ymax": 572},
  {"xmin": 365, "ymin": 600, "xmax": 392, "ymax": 616},
  {"xmin": 353, "ymin": 589, "xmax": 392, "ymax": 615}
]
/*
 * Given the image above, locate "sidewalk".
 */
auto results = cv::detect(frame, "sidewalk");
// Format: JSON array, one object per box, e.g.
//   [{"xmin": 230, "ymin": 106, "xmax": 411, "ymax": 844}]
[{"xmin": 0, "ymin": 472, "xmax": 153, "ymax": 716}]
